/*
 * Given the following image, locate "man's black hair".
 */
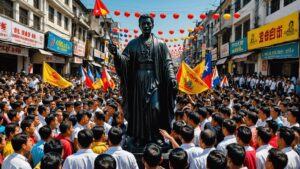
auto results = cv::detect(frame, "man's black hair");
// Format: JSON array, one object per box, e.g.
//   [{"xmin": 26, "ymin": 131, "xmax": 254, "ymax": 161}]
[
  {"xmin": 44, "ymin": 140, "xmax": 63, "ymax": 154},
  {"xmin": 76, "ymin": 110, "xmax": 88, "ymax": 122},
  {"xmin": 143, "ymin": 143, "xmax": 162, "ymax": 167},
  {"xmin": 220, "ymin": 107, "xmax": 231, "ymax": 117},
  {"xmin": 27, "ymin": 105, "xmax": 37, "ymax": 114},
  {"xmin": 200, "ymin": 129, "xmax": 216, "ymax": 147},
  {"xmin": 94, "ymin": 154, "xmax": 116, "ymax": 169},
  {"xmin": 7, "ymin": 110, "xmax": 18, "ymax": 121},
  {"xmin": 246, "ymin": 111, "xmax": 259, "ymax": 124},
  {"xmin": 78, "ymin": 129, "xmax": 94, "ymax": 148},
  {"xmin": 180, "ymin": 125, "xmax": 194, "ymax": 143},
  {"xmin": 173, "ymin": 120, "xmax": 185, "ymax": 134},
  {"xmin": 197, "ymin": 108, "xmax": 208, "ymax": 119},
  {"xmin": 92, "ymin": 126, "xmax": 105, "ymax": 140},
  {"xmin": 169, "ymin": 148, "xmax": 188, "ymax": 169},
  {"xmin": 40, "ymin": 152, "xmax": 62, "ymax": 169},
  {"xmin": 74, "ymin": 101, "xmax": 82, "ymax": 107},
  {"xmin": 11, "ymin": 133, "xmax": 28, "ymax": 151},
  {"xmin": 260, "ymin": 107, "xmax": 271, "ymax": 117},
  {"xmin": 187, "ymin": 111, "xmax": 200, "ymax": 125},
  {"xmin": 267, "ymin": 148, "xmax": 288, "ymax": 169},
  {"xmin": 95, "ymin": 111, "xmax": 106, "ymax": 121},
  {"xmin": 59, "ymin": 120, "xmax": 73, "ymax": 134},
  {"xmin": 257, "ymin": 127, "xmax": 272, "ymax": 144},
  {"xmin": 65, "ymin": 101, "xmax": 74, "ymax": 108},
  {"xmin": 20, "ymin": 118, "xmax": 34, "ymax": 132},
  {"xmin": 45, "ymin": 114, "xmax": 56, "ymax": 126},
  {"xmin": 207, "ymin": 150, "xmax": 227, "ymax": 169},
  {"xmin": 4, "ymin": 123, "xmax": 18, "ymax": 137},
  {"xmin": 266, "ymin": 120, "xmax": 279, "ymax": 134},
  {"xmin": 211, "ymin": 113, "xmax": 224, "ymax": 126},
  {"xmin": 39, "ymin": 125, "xmax": 52, "ymax": 140},
  {"xmin": 38, "ymin": 105, "xmax": 47, "ymax": 115},
  {"xmin": 108, "ymin": 127, "xmax": 123, "ymax": 145},
  {"xmin": 226, "ymin": 143, "xmax": 245, "ymax": 166},
  {"xmin": 222, "ymin": 119, "xmax": 236, "ymax": 134},
  {"xmin": 278, "ymin": 126, "xmax": 295, "ymax": 146},
  {"xmin": 237, "ymin": 126, "xmax": 252, "ymax": 144},
  {"xmin": 139, "ymin": 14, "xmax": 154, "ymax": 26},
  {"xmin": 174, "ymin": 110, "xmax": 184, "ymax": 119}
]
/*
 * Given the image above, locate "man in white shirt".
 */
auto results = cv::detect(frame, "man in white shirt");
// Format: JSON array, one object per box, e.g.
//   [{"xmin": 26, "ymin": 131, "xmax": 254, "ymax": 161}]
[
  {"xmin": 277, "ymin": 127, "xmax": 300, "ymax": 169},
  {"xmin": 187, "ymin": 112, "xmax": 201, "ymax": 146},
  {"xmin": 265, "ymin": 148, "xmax": 288, "ymax": 169},
  {"xmin": 179, "ymin": 125, "xmax": 203, "ymax": 165},
  {"xmin": 63, "ymin": 129, "xmax": 98, "ymax": 169},
  {"xmin": 2, "ymin": 133, "xmax": 32, "ymax": 169},
  {"xmin": 38, "ymin": 105, "xmax": 49, "ymax": 126},
  {"xmin": 287, "ymin": 108, "xmax": 300, "ymax": 128},
  {"xmin": 198, "ymin": 108, "xmax": 209, "ymax": 131},
  {"xmin": 257, "ymin": 107, "xmax": 271, "ymax": 127},
  {"xmin": 72, "ymin": 110, "xmax": 89, "ymax": 151},
  {"xmin": 94, "ymin": 111, "xmax": 112, "ymax": 135},
  {"xmin": 190, "ymin": 129, "xmax": 216, "ymax": 169},
  {"xmin": 217, "ymin": 119, "xmax": 237, "ymax": 154},
  {"xmin": 105, "ymin": 126, "xmax": 138, "ymax": 169},
  {"xmin": 256, "ymin": 127, "xmax": 273, "ymax": 169}
]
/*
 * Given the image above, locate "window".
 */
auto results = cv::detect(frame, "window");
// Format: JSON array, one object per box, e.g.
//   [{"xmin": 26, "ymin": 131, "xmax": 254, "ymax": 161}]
[
  {"xmin": 83, "ymin": 30, "xmax": 86, "ymax": 41},
  {"xmin": 222, "ymin": 29, "xmax": 231, "ymax": 44},
  {"xmin": 64, "ymin": 17, "xmax": 69, "ymax": 30},
  {"xmin": 243, "ymin": 20, "xmax": 250, "ymax": 38},
  {"xmin": 48, "ymin": 5, "xmax": 54, "ymax": 22},
  {"xmin": 57, "ymin": 12, "xmax": 62, "ymax": 26},
  {"xmin": 78, "ymin": 27, "xmax": 82, "ymax": 39},
  {"xmin": 271, "ymin": 0, "xmax": 280, "ymax": 14},
  {"xmin": 73, "ymin": 6, "xmax": 77, "ymax": 15},
  {"xmin": 235, "ymin": 0, "xmax": 241, "ymax": 12},
  {"xmin": 19, "ymin": 7, "xmax": 28, "ymax": 25},
  {"xmin": 284, "ymin": 0, "xmax": 296, "ymax": 6},
  {"xmin": 235, "ymin": 24, "xmax": 242, "ymax": 41},
  {"xmin": 33, "ymin": 0, "xmax": 39, "ymax": 9},
  {"xmin": 33, "ymin": 15, "xmax": 40, "ymax": 30},
  {"xmin": 0, "ymin": 0, "xmax": 13, "ymax": 18},
  {"xmin": 243, "ymin": 0, "xmax": 251, "ymax": 6},
  {"xmin": 65, "ymin": 0, "xmax": 69, "ymax": 5}
]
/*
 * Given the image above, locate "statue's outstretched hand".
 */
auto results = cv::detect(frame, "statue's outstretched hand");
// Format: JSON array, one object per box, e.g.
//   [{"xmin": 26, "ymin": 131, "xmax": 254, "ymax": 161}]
[{"xmin": 108, "ymin": 43, "xmax": 118, "ymax": 56}]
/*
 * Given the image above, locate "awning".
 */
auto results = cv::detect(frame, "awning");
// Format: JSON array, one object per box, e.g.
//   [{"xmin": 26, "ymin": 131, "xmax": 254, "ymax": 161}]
[
  {"xmin": 232, "ymin": 52, "xmax": 253, "ymax": 62},
  {"xmin": 92, "ymin": 62, "xmax": 101, "ymax": 67},
  {"xmin": 38, "ymin": 49, "xmax": 53, "ymax": 56},
  {"xmin": 216, "ymin": 57, "xmax": 227, "ymax": 65}
]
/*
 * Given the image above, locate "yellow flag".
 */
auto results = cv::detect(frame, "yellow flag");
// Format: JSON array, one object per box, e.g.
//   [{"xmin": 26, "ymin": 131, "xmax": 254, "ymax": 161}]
[
  {"xmin": 43, "ymin": 62, "xmax": 72, "ymax": 89},
  {"xmin": 176, "ymin": 62, "xmax": 209, "ymax": 94},
  {"xmin": 93, "ymin": 78, "xmax": 103, "ymax": 90},
  {"xmin": 193, "ymin": 60, "xmax": 205, "ymax": 78}
]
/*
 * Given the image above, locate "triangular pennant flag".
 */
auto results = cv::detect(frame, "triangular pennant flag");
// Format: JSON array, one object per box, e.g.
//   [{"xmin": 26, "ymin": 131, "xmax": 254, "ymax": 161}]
[{"xmin": 93, "ymin": 0, "xmax": 109, "ymax": 16}]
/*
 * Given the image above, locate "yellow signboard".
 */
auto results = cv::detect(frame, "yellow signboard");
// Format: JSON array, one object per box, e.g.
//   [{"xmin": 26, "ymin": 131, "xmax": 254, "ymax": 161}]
[{"xmin": 247, "ymin": 12, "xmax": 299, "ymax": 50}]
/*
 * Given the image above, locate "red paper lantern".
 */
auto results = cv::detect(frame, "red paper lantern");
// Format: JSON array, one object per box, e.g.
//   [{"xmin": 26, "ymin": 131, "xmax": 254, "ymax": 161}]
[
  {"xmin": 114, "ymin": 10, "xmax": 121, "ymax": 16},
  {"xmin": 173, "ymin": 45, "xmax": 176, "ymax": 47},
  {"xmin": 158, "ymin": 31, "xmax": 163, "ymax": 35},
  {"xmin": 128, "ymin": 34, "xmax": 132, "ymax": 38},
  {"xmin": 150, "ymin": 12, "xmax": 156, "ymax": 18},
  {"xmin": 179, "ymin": 29, "xmax": 185, "ymax": 34},
  {"xmin": 169, "ymin": 30, "xmax": 174, "ymax": 35},
  {"xmin": 119, "ymin": 28, "xmax": 123, "ymax": 32},
  {"xmin": 213, "ymin": 13, "xmax": 220, "ymax": 20},
  {"xmin": 200, "ymin": 13, "xmax": 206, "ymax": 20},
  {"xmin": 194, "ymin": 27, "xmax": 200, "ymax": 31},
  {"xmin": 187, "ymin": 14, "xmax": 194, "ymax": 20},
  {"xmin": 133, "ymin": 29, "xmax": 138, "ymax": 34},
  {"xmin": 234, "ymin": 12, "xmax": 241, "ymax": 19},
  {"xmin": 173, "ymin": 13, "xmax": 180, "ymax": 19},
  {"xmin": 124, "ymin": 11, "xmax": 131, "ymax": 17},
  {"xmin": 124, "ymin": 28, "xmax": 129, "ymax": 33},
  {"xmin": 134, "ymin": 35, "xmax": 138, "ymax": 38},
  {"xmin": 125, "ymin": 39, "xmax": 128, "ymax": 42},
  {"xmin": 112, "ymin": 27, "xmax": 118, "ymax": 33},
  {"xmin": 165, "ymin": 39, "xmax": 169, "ymax": 42},
  {"xmin": 135, "ymin": 12, "xmax": 141, "ymax": 18},
  {"xmin": 160, "ymin": 13, "xmax": 167, "ymax": 19},
  {"xmin": 169, "ymin": 45, "xmax": 171, "ymax": 48},
  {"xmin": 199, "ymin": 26, "xmax": 204, "ymax": 31},
  {"xmin": 178, "ymin": 44, "xmax": 181, "ymax": 46},
  {"xmin": 160, "ymin": 38, "xmax": 164, "ymax": 40}
]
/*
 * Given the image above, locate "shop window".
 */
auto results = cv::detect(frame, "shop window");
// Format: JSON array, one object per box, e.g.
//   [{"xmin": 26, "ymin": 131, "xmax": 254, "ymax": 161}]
[
  {"xmin": 57, "ymin": 12, "xmax": 62, "ymax": 26},
  {"xmin": 235, "ymin": 24, "xmax": 242, "ymax": 41},
  {"xmin": 243, "ymin": 19, "xmax": 250, "ymax": 38},
  {"xmin": 33, "ymin": 0, "xmax": 39, "ymax": 9},
  {"xmin": 284, "ymin": 0, "xmax": 296, "ymax": 6},
  {"xmin": 243, "ymin": 0, "xmax": 251, "ymax": 6},
  {"xmin": 271, "ymin": 0, "xmax": 280, "ymax": 14},
  {"xmin": 235, "ymin": 0, "xmax": 241, "ymax": 12},
  {"xmin": 33, "ymin": 15, "xmax": 40, "ymax": 30},
  {"xmin": 0, "ymin": 0, "xmax": 13, "ymax": 18},
  {"xmin": 19, "ymin": 7, "xmax": 28, "ymax": 25},
  {"xmin": 48, "ymin": 6, "xmax": 54, "ymax": 22},
  {"xmin": 64, "ymin": 17, "xmax": 69, "ymax": 31}
]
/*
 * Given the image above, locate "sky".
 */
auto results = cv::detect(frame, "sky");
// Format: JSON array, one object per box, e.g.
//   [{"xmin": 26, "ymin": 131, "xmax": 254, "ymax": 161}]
[{"xmin": 81, "ymin": 0, "xmax": 218, "ymax": 49}]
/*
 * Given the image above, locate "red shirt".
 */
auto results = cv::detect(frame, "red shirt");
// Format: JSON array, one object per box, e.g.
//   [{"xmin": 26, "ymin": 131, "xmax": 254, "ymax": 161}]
[
  {"xmin": 249, "ymin": 126, "xmax": 258, "ymax": 149},
  {"xmin": 55, "ymin": 134, "xmax": 74, "ymax": 160},
  {"xmin": 244, "ymin": 146, "xmax": 256, "ymax": 169},
  {"xmin": 269, "ymin": 135, "xmax": 278, "ymax": 148}
]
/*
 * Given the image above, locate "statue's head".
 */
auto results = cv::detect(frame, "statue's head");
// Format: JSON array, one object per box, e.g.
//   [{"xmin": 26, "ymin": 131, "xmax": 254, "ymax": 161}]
[{"xmin": 139, "ymin": 14, "xmax": 154, "ymax": 35}]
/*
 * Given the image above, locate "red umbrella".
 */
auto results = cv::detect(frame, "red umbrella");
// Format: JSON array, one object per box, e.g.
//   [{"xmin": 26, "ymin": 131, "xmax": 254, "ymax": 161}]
[
  {"xmin": 124, "ymin": 11, "xmax": 131, "ymax": 17},
  {"xmin": 114, "ymin": 10, "xmax": 121, "ymax": 16},
  {"xmin": 173, "ymin": 13, "xmax": 180, "ymax": 19}
]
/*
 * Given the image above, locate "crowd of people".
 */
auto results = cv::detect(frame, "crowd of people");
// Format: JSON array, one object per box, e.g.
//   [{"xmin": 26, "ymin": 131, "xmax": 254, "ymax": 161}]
[{"xmin": 0, "ymin": 70, "xmax": 300, "ymax": 169}]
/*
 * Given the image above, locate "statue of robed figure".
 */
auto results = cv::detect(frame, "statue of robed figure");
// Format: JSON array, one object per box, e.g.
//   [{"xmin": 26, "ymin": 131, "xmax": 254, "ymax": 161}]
[{"xmin": 108, "ymin": 14, "xmax": 177, "ymax": 146}]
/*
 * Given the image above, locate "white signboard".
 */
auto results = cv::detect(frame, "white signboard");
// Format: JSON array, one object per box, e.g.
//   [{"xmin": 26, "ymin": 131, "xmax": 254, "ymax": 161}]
[
  {"xmin": 212, "ymin": 48, "xmax": 218, "ymax": 61},
  {"xmin": 44, "ymin": 55, "xmax": 65, "ymax": 64},
  {"xmin": 0, "ymin": 16, "xmax": 11, "ymax": 40},
  {"xmin": 73, "ymin": 38, "xmax": 85, "ymax": 57},
  {"xmin": 220, "ymin": 42, "xmax": 229, "ymax": 58},
  {"xmin": 94, "ymin": 49, "xmax": 101, "ymax": 58},
  {"xmin": 0, "ymin": 44, "xmax": 29, "ymax": 56}
]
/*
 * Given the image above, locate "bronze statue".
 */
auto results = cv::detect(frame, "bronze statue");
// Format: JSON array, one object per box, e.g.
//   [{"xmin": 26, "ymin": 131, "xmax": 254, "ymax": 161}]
[{"xmin": 108, "ymin": 14, "xmax": 177, "ymax": 146}]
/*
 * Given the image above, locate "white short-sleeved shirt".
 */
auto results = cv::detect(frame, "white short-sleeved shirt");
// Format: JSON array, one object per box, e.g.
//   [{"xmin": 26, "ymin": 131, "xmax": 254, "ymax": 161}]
[
  {"xmin": 216, "ymin": 135, "xmax": 236, "ymax": 154},
  {"xmin": 282, "ymin": 147, "xmax": 300, "ymax": 169},
  {"xmin": 2, "ymin": 153, "xmax": 32, "ymax": 169},
  {"xmin": 256, "ymin": 144, "xmax": 272, "ymax": 169},
  {"xmin": 180, "ymin": 143, "xmax": 203, "ymax": 165},
  {"xmin": 105, "ymin": 146, "xmax": 139, "ymax": 169},
  {"xmin": 193, "ymin": 126, "xmax": 201, "ymax": 147},
  {"xmin": 190, "ymin": 147, "xmax": 215, "ymax": 169},
  {"xmin": 63, "ymin": 149, "xmax": 98, "ymax": 169},
  {"xmin": 71, "ymin": 123, "xmax": 86, "ymax": 141}
]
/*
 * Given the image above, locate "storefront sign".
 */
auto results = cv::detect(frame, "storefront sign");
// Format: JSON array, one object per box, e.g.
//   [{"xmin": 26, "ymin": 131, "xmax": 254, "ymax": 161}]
[
  {"xmin": 0, "ymin": 16, "xmax": 44, "ymax": 48},
  {"xmin": 46, "ymin": 32, "xmax": 73, "ymax": 56},
  {"xmin": 73, "ymin": 38, "xmax": 85, "ymax": 57},
  {"xmin": 212, "ymin": 48, "xmax": 218, "ymax": 61},
  {"xmin": 44, "ymin": 55, "xmax": 65, "ymax": 64},
  {"xmin": 230, "ymin": 37, "xmax": 248, "ymax": 55},
  {"xmin": 72, "ymin": 56, "xmax": 83, "ymax": 64},
  {"xmin": 0, "ymin": 44, "xmax": 28, "ymax": 56},
  {"xmin": 248, "ymin": 12, "xmax": 299, "ymax": 50},
  {"xmin": 220, "ymin": 43, "xmax": 229, "ymax": 58},
  {"xmin": 261, "ymin": 42, "xmax": 299, "ymax": 60}
]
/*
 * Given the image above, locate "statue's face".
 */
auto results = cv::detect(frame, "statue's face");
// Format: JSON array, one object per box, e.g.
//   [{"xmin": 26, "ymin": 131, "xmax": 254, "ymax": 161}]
[{"xmin": 139, "ymin": 18, "xmax": 153, "ymax": 35}]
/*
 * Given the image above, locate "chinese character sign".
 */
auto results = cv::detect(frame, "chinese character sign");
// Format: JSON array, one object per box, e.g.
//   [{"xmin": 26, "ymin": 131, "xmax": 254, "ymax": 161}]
[
  {"xmin": 0, "ymin": 16, "xmax": 11, "ymax": 40},
  {"xmin": 247, "ymin": 12, "xmax": 299, "ymax": 50},
  {"xmin": 46, "ymin": 32, "xmax": 73, "ymax": 56}
]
